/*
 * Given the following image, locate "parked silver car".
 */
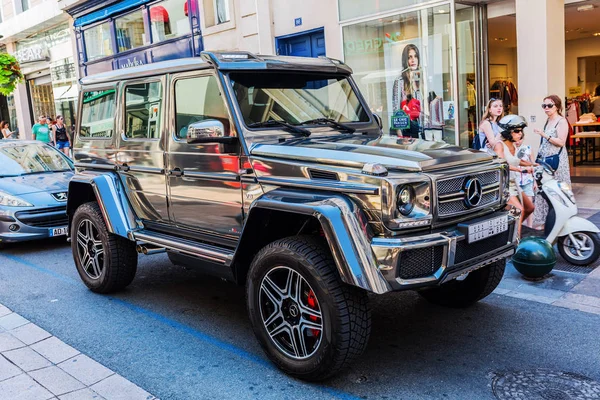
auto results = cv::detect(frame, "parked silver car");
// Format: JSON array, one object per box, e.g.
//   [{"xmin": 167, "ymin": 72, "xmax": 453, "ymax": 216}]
[{"xmin": 0, "ymin": 140, "xmax": 74, "ymax": 245}]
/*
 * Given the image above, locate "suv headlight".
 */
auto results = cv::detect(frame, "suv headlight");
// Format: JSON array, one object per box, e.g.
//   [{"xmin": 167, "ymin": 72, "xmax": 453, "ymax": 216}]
[
  {"xmin": 397, "ymin": 185, "xmax": 415, "ymax": 216},
  {"xmin": 558, "ymin": 182, "xmax": 576, "ymax": 204},
  {"xmin": 0, "ymin": 191, "xmax": 33, "ymax": 207}
]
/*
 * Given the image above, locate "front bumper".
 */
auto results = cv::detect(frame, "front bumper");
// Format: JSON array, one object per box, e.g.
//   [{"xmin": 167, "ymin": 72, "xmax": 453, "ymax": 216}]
[
  {"xmin": 0, "ymin": 206, "xmax": 68, "ymax": 243},
  {"xmin": 371, "ymin": 211, "xmax": 517, "ymax": 291}
]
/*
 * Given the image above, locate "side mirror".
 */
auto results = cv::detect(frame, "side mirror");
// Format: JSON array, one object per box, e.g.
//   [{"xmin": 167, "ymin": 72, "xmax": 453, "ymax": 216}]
[
  {"xmin": 372, "ymin": 113, "xmax": 383, "ymax": 130},
  {"xmin": 186, "ymin": 120, "xmax": 237, "ymax": 145}
]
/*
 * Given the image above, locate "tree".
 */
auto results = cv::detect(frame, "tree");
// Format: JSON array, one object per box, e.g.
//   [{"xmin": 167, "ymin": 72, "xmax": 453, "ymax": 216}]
[{"xmin": 0, "ymin": 53, "xmax": 24, "ymax": 96}]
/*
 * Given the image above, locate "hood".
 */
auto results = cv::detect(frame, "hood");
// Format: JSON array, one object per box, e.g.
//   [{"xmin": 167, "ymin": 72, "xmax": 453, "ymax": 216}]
[
  {"xmin": 0, "ymin": 171, "xmax": 73, "ymax": 196},
  {"xmin": 249, "ymin": 135, "xmax": 493, "ymax": 172}
]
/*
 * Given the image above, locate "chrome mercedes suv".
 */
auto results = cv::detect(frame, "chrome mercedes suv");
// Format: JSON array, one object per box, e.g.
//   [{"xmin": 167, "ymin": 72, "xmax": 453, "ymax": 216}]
[{"xmin": 67, "ymin": 51, "xmax": 516, "ymax": 381}]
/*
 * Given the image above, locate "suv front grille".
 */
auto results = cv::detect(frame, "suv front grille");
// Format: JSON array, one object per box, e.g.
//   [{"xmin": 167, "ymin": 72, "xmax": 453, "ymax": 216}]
[
  {"xmin": 397, "ymin": 246, "xmax": 444, "ymax": 279},
  {"xmin": 453, "ymin": 230, "xmax": 511, "ymax": 265},
  {"xmin": 15, "ymin": 206, "xmax": 68, "ymax": 228},
  {"xmin": 436, "ymin": 169, "xmax": 501, "ymax": 218}
]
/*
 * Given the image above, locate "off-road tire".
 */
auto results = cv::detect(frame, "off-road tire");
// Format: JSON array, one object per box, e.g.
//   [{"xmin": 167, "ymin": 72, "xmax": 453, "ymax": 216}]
[
  {"xmin": 246, "ymin": 235, "xmax": 371, "ymax": 381},
  {"xmin": 71, "ymin": 201, "xmax": 138, "ymax": 293},
  {"xmin": 557, "ymin": 232, "xmax": 600, "ymax": 266},
  {"xmin": 418, "ymin": 259, "xmax": 506, "ymax": 308}
]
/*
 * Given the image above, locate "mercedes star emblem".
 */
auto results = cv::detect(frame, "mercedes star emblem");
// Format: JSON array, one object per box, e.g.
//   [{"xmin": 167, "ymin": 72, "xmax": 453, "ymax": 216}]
[{"xmin": 464, "ymin": 178, "xmax": 482, "ymax": 208}]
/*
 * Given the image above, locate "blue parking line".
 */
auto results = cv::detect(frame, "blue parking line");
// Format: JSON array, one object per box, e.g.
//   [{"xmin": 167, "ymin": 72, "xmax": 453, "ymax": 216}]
[{"xmin": 0, "ymin": 253, "xmax": 362, "ymax": 400}]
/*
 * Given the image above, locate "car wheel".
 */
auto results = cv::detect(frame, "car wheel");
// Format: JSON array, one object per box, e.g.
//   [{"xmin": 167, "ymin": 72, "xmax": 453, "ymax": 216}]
[
  {"xmin": 418, "ymin": 259, "xmax": 506, "ymax": 308},
  {"xmin": 71, "ymin": 201, "xmax": 137, "ymax": 293},
  {"xmin": 246, "ymin": 235, "xmax": 371, "ymax": 381}
]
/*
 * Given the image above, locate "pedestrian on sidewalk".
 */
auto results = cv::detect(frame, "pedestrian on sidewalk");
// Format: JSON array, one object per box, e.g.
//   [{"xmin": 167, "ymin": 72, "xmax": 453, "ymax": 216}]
[
  {"xmin": 1, "ymin": 121, "xmax": 14, "ymax": 139},
  {"xmin": 474, "ymin": 98, "xmax": 504, "ymax": 151},
  {"xmin": 32, "ymin": 116, "xmax": 53, "ymax": 145},
  {"xmin": 53, "ymin": 115, "xmax": 71, "ymax": 156},
  {"xmin": 533, "ymin": 95, "xmax": 571, "ymax": 231}
]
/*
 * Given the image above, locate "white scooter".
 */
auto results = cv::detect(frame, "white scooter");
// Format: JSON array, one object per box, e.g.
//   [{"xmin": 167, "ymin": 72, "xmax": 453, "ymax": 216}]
[{"xmin": 534, "ymin": 162, "xmax": 600, "ymax": 265}]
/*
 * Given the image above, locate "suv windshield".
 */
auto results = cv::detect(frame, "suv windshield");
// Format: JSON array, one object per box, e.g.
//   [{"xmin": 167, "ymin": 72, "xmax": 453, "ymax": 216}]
[
  {"xmin": 230, "ymin": 72, "xmax": 370, "ymax": 128},
  {"xmin": 0, "ymin": 143, "xmax": 73, "ymax": 177}
]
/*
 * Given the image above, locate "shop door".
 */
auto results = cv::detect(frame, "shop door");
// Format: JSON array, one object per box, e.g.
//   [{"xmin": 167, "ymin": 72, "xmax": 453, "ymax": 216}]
[{"xmin": 277, "ymin": 29, "xmax": 325, "ymax": 58}]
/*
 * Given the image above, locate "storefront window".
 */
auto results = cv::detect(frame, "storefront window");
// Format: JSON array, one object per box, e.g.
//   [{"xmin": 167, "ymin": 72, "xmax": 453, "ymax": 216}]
[
  {"xmin": 343, "ymin": 4, "xmax": 456, "ymax": 144},
  {"xmin": 457, "ymin": 5, "xmax": 477, "ymax": 148},
  {"xmin": 116, "ymin": 10, "xmax": 147, "ymax": 53},
  {"xmin": 338, "ymin": 0, "xmax": 419, "ymax": 22},
  {"xmin": 150, "ymin": 0, "xmax": 191, "ymax": 43},
  {"xmin": 84, "ymin": 23, "xmax": 114, "ymax": 61}
]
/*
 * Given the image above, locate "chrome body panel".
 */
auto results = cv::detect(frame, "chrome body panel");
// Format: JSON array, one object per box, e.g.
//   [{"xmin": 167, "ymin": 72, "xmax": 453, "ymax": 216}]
[
  {"xmin": 246, "ymin": 189, "xmax": 391, "ymax": 294},
  {"xmin": 68, "ymin": 171, "xmax": 140, "ymax": 238}
]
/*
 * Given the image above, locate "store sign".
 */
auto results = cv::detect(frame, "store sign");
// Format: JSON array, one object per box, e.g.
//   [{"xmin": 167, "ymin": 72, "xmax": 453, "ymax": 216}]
[
  {"xmin": 118, "ymin": 56, "xmax": 145, "ymax": 69},
  {"xmin": 568, "ymin": 86, "xmax": 582, "ymax": 96},
  {"xmin": 344, "ymin": 32, "xmax": 401, "ymax": 55},
  {"xmin": 391, "ymin": 110, "xmax": 410, "ymax": 130},
  {"xmin": 14, "ymin": 45, "xmax": 50, "ymax": 64}
]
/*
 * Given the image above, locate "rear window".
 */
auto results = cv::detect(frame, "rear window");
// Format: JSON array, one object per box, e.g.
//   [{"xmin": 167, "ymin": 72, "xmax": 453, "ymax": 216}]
[{"xmin": 80, "ymin": 89, "xmax": 116, "ymax": 138}]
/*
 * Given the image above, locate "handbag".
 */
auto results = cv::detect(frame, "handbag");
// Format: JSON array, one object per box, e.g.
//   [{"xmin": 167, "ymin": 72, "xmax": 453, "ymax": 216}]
[{"xmin": 536, "ymin": 119, "xmax": 563, "ymax": 170}]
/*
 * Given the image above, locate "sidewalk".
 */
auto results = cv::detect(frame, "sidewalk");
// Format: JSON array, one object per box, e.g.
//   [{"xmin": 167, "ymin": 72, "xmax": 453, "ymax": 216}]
[{"xmin": 0, "ymin": 304, "xmax": 156, "ymax": 400}]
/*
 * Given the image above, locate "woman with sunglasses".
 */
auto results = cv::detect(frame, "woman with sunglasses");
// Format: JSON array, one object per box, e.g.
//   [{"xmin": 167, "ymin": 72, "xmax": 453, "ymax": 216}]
[
  {"xmin": 532, "ymin": 95, "xmax": 571, "ymax": 230},
  {"xmin": 476, "ymin": 98, "xmax": 504, "ymax": 151},
  {"xmin": 494, "ymin": 115, "xmax": 535, "ymax": 240}
]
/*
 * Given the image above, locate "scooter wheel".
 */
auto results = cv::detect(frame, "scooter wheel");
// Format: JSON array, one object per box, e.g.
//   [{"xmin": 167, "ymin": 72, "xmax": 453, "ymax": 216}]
[{"xmin": 557, "ymin": 232, "xmax": 600, "ymax": 266}]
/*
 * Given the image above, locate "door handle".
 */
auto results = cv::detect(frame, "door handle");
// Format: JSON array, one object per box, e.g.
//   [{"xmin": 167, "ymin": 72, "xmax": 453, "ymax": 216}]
[{"xmin": 169, "ymin": 168, "xmax": 183, "ymax": 177}]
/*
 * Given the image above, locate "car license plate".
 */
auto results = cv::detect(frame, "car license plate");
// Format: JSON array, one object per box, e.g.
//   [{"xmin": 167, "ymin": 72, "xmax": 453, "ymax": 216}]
[
  {"xmin": 467, "ymin": 215, "xmax": 508, "ymax": 243},
  {"xmin": 50, "ymin": 227, "xmax": 68, "ymax": 237}
]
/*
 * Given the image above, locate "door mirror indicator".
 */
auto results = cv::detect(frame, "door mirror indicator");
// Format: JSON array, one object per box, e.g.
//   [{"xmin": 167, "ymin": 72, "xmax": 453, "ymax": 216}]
[{"xmin": 186, "ymin": 120, "xmax": 237, "ymax": 144}]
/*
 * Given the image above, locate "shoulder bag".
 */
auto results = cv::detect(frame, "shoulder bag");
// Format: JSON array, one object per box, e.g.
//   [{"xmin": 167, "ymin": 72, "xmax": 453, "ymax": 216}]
[{"xmin": 536, "ymin": 119, "xmax": 563, "ymax": 170}]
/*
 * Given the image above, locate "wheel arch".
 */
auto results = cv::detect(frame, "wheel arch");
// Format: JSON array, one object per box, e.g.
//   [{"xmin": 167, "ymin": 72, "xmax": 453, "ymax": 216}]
[
  {"xmin": 232, "ymin": 189, "xmax": 390, "ymax": 294},
  {"xmin": 67, "ymin": 172, "xmax": 139, "ymax": 239}
]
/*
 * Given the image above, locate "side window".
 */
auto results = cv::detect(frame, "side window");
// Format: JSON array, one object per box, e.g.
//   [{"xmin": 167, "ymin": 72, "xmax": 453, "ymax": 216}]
[
  {"xmin": 80, "ymin": 89, "xmax": 116, "ymax": 138},
  {"xmin": 174, "ymin": 75, "xmax": 229, "ymax": 139},
  {"xmin": 124, "ymin": 82, "xmax": 163, "ymax": 139}
]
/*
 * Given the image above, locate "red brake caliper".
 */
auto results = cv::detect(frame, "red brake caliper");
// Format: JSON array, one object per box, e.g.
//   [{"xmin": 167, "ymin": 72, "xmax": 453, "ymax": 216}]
[{"xmin": 307, "ymin": 290, "xmax": 320, "ymax": 337}]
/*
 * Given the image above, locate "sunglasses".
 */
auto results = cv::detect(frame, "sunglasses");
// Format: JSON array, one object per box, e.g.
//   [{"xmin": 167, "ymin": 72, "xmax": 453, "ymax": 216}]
[
  {"xmin": 512, "ymin": 128, "xmax": 523, "ymax": 133},
  {"xmin": 541, "ymin": 103, "xmax": 555, "ymax": 109}
]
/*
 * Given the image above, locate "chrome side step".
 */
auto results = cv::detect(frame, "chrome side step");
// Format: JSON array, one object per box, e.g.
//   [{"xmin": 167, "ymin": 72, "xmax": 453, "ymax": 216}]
[{"xmin": 133, "ymin": 230, "xmax": 234, "ymax": 265}]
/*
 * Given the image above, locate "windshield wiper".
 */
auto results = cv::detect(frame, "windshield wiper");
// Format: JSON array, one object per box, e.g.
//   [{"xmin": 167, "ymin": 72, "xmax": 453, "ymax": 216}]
[
  {"xmin": 248, "ymin": 119, "xmax": 311, "ymax": 137},
  {"xmin": 299, "ymin": 118, "xmax": 356, "ymax": 133}
]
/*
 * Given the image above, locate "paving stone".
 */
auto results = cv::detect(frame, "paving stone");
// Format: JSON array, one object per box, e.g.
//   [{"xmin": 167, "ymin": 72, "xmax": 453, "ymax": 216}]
[
  {"xmin": 31, "ymin": 337, "xmax": 80, "ymax": 364},
  {"xmin": 552, "ymin": 298, "xmax": 600, "ymax": 315},
  {"xmin": 29, "ymin": 366, "xmax": 86, "ymax": 396},
  {"xmin": 0, "ymin": 313, "xmax": 30, "ymax": 330},
  {"xmin": 0, "ymin": 331, "xmax": 26, "ymax": 352},
  {"xmin": 0, "ymin": 354, "xmax": 22, "ymax": 381},
  {"xmin": 559, "ymin": 292, "xmax": 600, "ymax": 308},
  {"xmin": 508, "ymin": 284, "xmax": 566, "ymax": 299},
  {"xmin": 10, "ymin": 323, "xmax": 52, "ymax": 346},
  {"xmin": 0, "ymin": 304, "xmax": 11, "ymax": 318},
  {"xmin": 58, "ymin": 354, "xmax": 114, "ymax": 386},
  {"xmin": 59, "ymin": 388, "xmax": 105, "ymax": 400},
  {"xmin": 493, "ymin": 288, "xmax": 511, "ymax": 295},
  {"xmin": 570, "ymin": 276, "xmax": 600, "ymax": 297},
  {"xmin": 91, "ymin": 374, "xmax": 156, "ymax": 400},
  {"xmin": 3, "ymin": 346, "xmax": 52, "ymax": 372},
  {"xmin": 0, "ymin": 373, "xmax": 54, "ymax": 400}
]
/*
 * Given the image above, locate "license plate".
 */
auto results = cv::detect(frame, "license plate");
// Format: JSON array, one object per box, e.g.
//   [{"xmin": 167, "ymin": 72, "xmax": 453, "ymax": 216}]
[
  {"xmin": 50, "ymin": 227, "xmax": 68, "ymax": 237},
  {"xmin": 467, "ymin": 215, "xmax": 508, "ymax": 243}
]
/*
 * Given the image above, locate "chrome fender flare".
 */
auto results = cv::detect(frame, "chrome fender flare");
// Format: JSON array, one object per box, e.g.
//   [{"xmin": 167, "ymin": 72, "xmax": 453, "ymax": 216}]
[
  {"xmin": 243, "ymin": 189, "xmax": 391, "ymax": 294},
  {"xmin": 68, "ymin": 172, "xmax": 139, "ymax": 239}
]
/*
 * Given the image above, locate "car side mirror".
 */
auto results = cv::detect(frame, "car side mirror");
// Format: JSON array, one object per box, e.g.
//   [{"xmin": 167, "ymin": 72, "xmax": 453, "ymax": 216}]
[
  {"xmin": 372, "ymin": 113, "xmax": 383, "ymax": 130},
  {"xmin": 186, "ymin": 120, "xmax": 237, "ymax": 145}
]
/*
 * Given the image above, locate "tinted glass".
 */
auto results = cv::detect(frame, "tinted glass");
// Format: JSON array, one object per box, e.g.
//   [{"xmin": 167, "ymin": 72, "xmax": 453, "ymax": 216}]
[
  {"xmin": 84, "ymin": 23, "xmax": 114, "ymax": 61},
  {"xmin": 174, "ymin": 75, "xmax": 228, "ymax": 139},
  {"xmin": 230, "ymin": 72, "xmax": 369, "ymax": 127},
  {"xmin": 116, "ymin": 10, "xmax": 147, "ymax": 52},
  {"xmin": 125, "ymin": 82, "xmax": 162, "ymax": 139},
  {"xmin": 80, "ymin": 89, "xmax": 116, "ymax": 138},
  {"xmin": 150, "ymin": 0, "xmax": 191, "ymax": 43},
  {"xmin": 0, "ymin": 143, "xmax": 72, "ymax": 177}
]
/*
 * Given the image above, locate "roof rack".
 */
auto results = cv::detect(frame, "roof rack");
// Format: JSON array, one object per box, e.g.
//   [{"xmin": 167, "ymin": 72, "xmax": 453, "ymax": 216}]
[{"xmin": 201, "ymin": 51, "xmax": 263, "ymax": 67}]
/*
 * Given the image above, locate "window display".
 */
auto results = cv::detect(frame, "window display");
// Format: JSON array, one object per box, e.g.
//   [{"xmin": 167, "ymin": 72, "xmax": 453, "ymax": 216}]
[
  {"xmin": 343, "ymin": 5, "xmax": 455, "ymax": 143},
  {"xmin": 84, "ymin": 23, "xmax": 113, "ymax": 61},
  {"xmin": 116, "ymin": 10, "xmax": 147, "ymax": 53}
]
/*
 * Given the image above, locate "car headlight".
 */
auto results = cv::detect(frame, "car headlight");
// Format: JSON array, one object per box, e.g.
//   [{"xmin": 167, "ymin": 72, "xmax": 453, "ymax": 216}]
[
  {"xmin": 397, "ymin": 185, "xmax": 415, "ymax": 216},
  {"xmin": 0, "ymin": 191, "xmax": 33, "ymax": 207},
  {"xmin": 558, "ymin": 182, "xmax": 576, "ymax": 204}
]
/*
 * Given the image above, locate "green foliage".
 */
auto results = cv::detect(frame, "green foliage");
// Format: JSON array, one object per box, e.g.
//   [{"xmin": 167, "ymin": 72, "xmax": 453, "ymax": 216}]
[{"xmin": 0, "ymin": 53, "xmax": 24, "ymax": 96}]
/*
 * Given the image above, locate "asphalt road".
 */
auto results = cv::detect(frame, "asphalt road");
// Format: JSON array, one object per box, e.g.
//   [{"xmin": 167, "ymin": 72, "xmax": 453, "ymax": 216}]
[{"xmin": 1, "ymin": 238, "xmax": 599, "ymax": 400}]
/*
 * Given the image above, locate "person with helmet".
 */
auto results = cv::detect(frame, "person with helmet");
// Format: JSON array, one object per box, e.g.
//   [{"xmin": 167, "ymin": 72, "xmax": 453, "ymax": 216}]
[{"xmin": 494, "ymin": 115, "xmax": 536, "ymax": 239}]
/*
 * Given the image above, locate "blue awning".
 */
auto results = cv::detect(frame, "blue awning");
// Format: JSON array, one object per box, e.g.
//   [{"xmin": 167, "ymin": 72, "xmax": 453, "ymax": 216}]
[{"xmin": 74, "ymin": 0, "xmax": 152, "ymax": 28}]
